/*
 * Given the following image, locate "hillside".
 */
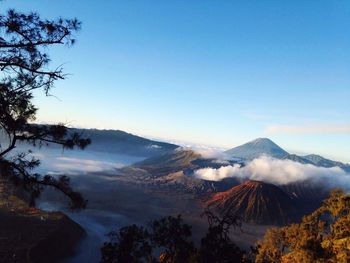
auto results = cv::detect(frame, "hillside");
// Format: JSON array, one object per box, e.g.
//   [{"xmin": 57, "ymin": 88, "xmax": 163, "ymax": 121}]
[
  {"xmin": 204, "ymin": 181, "xmax": 297, "ymax": 225},
  {"xmin": 69, "ymin": 128, "xmax": 179, "ymax": 157},
  {"xmin": 0, "ymin": 181, "xmax": 85, "ymax": 263},
  {"xmin": 225, "ymin": 138, "xmax": 289, "ymax": 160},
  {"xmin": 302, "ymin": 154, "xmax": 350, "ymax": 172},
  {"xmin": 2, "ymin": 125, "xmax": 179, "ymax": 158},
  {"xmin": 282, "ymin": 154, "xmax": 314, "ymax": 164},
  {"xmin": 132, "ymin": 149, "xmax": 201, "ymax": 177}
]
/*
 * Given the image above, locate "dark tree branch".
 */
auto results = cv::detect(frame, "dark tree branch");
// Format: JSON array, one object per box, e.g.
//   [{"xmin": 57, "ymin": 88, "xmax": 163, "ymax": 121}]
[{"xmin": 0, "ymin": 8, "xmax": 88, "ymax": 209}]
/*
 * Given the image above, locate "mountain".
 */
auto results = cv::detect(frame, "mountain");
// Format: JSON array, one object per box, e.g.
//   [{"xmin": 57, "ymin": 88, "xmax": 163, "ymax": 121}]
[
  {"xmin": 302, "ymin": 154, "xmax": 350, "ymax": 172},
  {"xmin": 119, "ymin": 149, "xmax": 240, "ymax": 193},
  {"xmin": 280, "ymin": 181, "xmax": 328, "ymax": 214},
  {"xmin": 225, "ymin": 138, "xmax": 289, "ymax": 160},
  {"xmin": 204, "ymin": 181, "xmax": 297, "ymax": 225},
  {"xmin": 1, "ymin": 126, "xmax": 179, "ymax": 158},
  {"xmin": 282, "ymin": 154, "xmax": 314, "ymax": 164},
  {"xmin": 130, "ymin": 148, "xmax": 240, "ymax": 177},
  {"xmin": 226, "ymin": 138, "xmax": 349, "ymax": 172},
  {"xmin": 131, "ymin": 149, "xmax": 201, "ymax": 177},
  {"xmin": 303, "ymin": 154, "xmax": 341, "ymax": 167},
  {"xmin": 69, "ymin": 128, "xmax": 179, "ymax": 157}
]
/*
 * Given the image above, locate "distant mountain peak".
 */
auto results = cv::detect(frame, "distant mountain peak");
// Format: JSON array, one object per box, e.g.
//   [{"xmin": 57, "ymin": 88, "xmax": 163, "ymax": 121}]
[
  {"xmin": 247, "ymin": 138, "xmax": 281, "ymax": 147},
  {"xmin": 225, "ymin": 138, "xmax": 289, "ymax": 160},
  {"xmin": 250, "ymin": 137, "xmax": 274, "ymax": 143}
]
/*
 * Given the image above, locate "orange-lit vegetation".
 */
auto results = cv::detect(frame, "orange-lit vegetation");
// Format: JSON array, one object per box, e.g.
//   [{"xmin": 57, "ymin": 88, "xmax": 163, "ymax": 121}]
[
  {"xmin": 256, "ymin": 189, "xmax": 350, "ymax": 263},
  {"xmin": 101, "ymin": 189, "xmax": 350, "ymax": 263}
]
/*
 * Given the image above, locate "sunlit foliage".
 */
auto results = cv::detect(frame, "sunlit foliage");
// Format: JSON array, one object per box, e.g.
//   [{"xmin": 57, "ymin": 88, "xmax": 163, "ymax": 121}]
[{"xmin": 255, "ymin": 189, "xmax": 350, "ymax": 263}]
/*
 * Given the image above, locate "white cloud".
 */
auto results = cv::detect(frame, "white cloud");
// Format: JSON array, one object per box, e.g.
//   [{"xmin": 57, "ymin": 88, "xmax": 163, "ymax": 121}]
[
  {"xmin": 266, "ymin": 124, "xmax": 350, "ymax": 134},
  {"xmin": 194, "ymin": 156, "xmax": 350, "ymax": 190},
  {"xmin": 47, "ymin": 156, "xmax": 123, "ymax": 173},
  {"xmin": 177, "ymin": 145, "xmax": 232, "ymax": 160},
  {"xmin": 148, "ymin": 144, "xmax": 162, "ymax": 149}
]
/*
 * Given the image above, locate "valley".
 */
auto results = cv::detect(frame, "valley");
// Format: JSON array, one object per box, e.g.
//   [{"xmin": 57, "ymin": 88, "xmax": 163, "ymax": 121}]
[
  {"xmin": 1, "ymin": 4, "xmax": 348, "ymax": 261},
  {"xmin": 25, "ymin": 128, "xmax": 350, "ymax": 262}
]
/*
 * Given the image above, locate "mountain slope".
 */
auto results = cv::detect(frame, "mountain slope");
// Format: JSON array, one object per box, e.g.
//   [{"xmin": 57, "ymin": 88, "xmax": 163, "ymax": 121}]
[
  {"xmin": 129, "ymin": 148, "xmax": 242, "ymax": 177},
  {"xmin": 225, "ymin": 138, "xmax": 289, "ymax": 160},
  {"xmin": 2, "ymin": 126, "xmax": 179, "ymax": 158},
  {"xmin": 0, "ymin": 180, "xmax": 85, "ymax": 263},
  {"xmin": 70, "ymin": 128, "xmax": 179, "ymax": 157},
  {"xmin": 280, "ymin": 181, "xmax": 328, "ymax": 214},
  {"xmin": 302, "ymin": 154, "xmax": 350, "ymax": 172},
  {"xmin": 132, "ymin": 149, "xmax": 201, "ymax": 177},
  {"xmin": 205, "ymin": 181, "xmax": 297, "ymax": 225},
  {"xmin": 282, "ymin": 154, "xmax": 314, "ymax": 164},
  {"xmin": 120, "ymin": 149, "xmax": 240, "ymax": 192}
]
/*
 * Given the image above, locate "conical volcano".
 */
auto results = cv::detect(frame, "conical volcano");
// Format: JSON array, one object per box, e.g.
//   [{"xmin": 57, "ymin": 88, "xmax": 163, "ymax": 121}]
[
  {"xmin": 205, "ymin": 180, "xmax": 296, "ymax": 225},
  {"xmin": 225, "ymin": 138, "xmax": 289, "ymax": 160}
]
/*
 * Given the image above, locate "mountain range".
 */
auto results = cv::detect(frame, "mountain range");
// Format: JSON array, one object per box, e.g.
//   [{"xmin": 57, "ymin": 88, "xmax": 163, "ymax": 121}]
[
  {"xmin": 226, "ymin": 137, "xmax": 350, "ymax": 172},
  {"xmin": 0, "ymin": 126, "xmax": 179, "ymax": 158},
  {"xmin": 6, "ymin": 125, "xmax": 347, "ymax": 170},
  {"xmin": 119, "ymin": 136, "xmax": 349, "ymax": 225},
  {"xmin": 69, "ymin": 128, "xmax": 180, "ymax": 157},
  {"xmin": 123, "ymin": 136, "xmax": 349, "ymax": 182},
  {"xmin": 4, "ymin": 125, "xmax": 348, "ymax": 226}
]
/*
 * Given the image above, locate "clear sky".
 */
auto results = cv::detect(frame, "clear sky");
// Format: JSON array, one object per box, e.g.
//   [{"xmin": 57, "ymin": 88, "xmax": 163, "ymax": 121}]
[{"xmin": 2, "ymin": 1, "xmax": 350, "ymax": 162}]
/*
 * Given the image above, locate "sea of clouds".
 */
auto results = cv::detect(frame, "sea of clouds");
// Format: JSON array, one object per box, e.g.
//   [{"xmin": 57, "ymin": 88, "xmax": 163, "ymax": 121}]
[
  {"xmin": 24, "ymin": 146, "xmax": 144, "ymax": 174},
  {"xmin": 194, "ymin": 155, "xmax": 350, "ymax": 190}
]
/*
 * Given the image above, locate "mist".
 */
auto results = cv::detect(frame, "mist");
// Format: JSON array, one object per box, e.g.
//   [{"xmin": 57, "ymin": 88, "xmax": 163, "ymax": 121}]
[
  {"xmin": 194, "ymin": 156, "xmax": 350, "ymax": 190},
  {"xmin": 15, "ymin": 145, "xmax": 145, "ymax": 174}
]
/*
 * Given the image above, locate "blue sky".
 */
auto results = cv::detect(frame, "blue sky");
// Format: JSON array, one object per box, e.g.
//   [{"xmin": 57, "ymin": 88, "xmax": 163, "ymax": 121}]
[{"xmin": 2, "ymin": 1, "xmax": 350, "ymax": 162}]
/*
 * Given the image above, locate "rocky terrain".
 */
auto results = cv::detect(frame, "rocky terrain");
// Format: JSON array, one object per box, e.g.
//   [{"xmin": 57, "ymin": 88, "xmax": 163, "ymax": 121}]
[
  {"xmin": 204, "ymin": 180, "xmax": 298, "ymax": 225},
  {"xmin": 0, "ymin": 180, "xmax": 85, "ymax": 263},
  {"xmin": 118, "ymin": 149, "xmax": 240, "ymax": 194}
]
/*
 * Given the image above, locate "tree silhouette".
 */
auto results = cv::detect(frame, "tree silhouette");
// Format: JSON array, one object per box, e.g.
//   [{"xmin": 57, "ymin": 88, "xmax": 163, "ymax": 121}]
[
  {"xmin": 101, "ymin": 212, "xmax": 248, "ymax": 263},
  {"xmin": 101, "ymin": 224, "xmax": 155, "ymax": 263},
  {"xmin": 200, "ymin": 210, "xmax": 246, "ymax": 263},
  {"xmin": 0, "ymin": 8, "xmax": 90, "ymax": 209},
  {"xmin": 151, "ymin": 215, "xmax": 197, "ymax": 263},
  {"xmin": 101, "ymin": 215, "xmax": 197, "ymax": 263}
]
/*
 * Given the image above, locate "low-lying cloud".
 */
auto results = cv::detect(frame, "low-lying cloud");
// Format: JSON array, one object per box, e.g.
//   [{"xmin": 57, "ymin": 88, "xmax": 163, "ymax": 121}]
[
  {"xmin": 194, "ymin": 156, "xmax": 350, "ymax": 189},
  {"xmin": 49, "ymin": 156, "xmax": 123, "ymax": 173},
  {"xmin": 178, "ymin": 145, "xmax": 232, "ymax": 161},
  {"xmin": 30, "ymin": 148, "xmax": 145, "ymax": 174}
]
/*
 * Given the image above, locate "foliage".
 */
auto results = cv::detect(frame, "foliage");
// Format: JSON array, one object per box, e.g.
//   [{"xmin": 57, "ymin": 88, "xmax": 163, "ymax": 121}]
[
  {"xmin": 255, "ymin": 189, "xmax": 350, "ymax": 263},
  {"xmin": 200, "ymin": 210, "xmax": 246, "ymax": 263},
  {"xmin": 101, "ymin": 212, "xmax": 248, "ymax": 263},
  {"xmin": 100, "ymin": 224, "xmax": 155, "ymax": 263},
  {"xmin": 0, "ymin": 8, "xmax": 90, "ymax": 209},
  {"xmin": 101, "ymin": 190, "xmax": 350, "ymax": 263},
  {"xmin": 151, "ymin": 215, "xmax": 197, "ymax": 263}
]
